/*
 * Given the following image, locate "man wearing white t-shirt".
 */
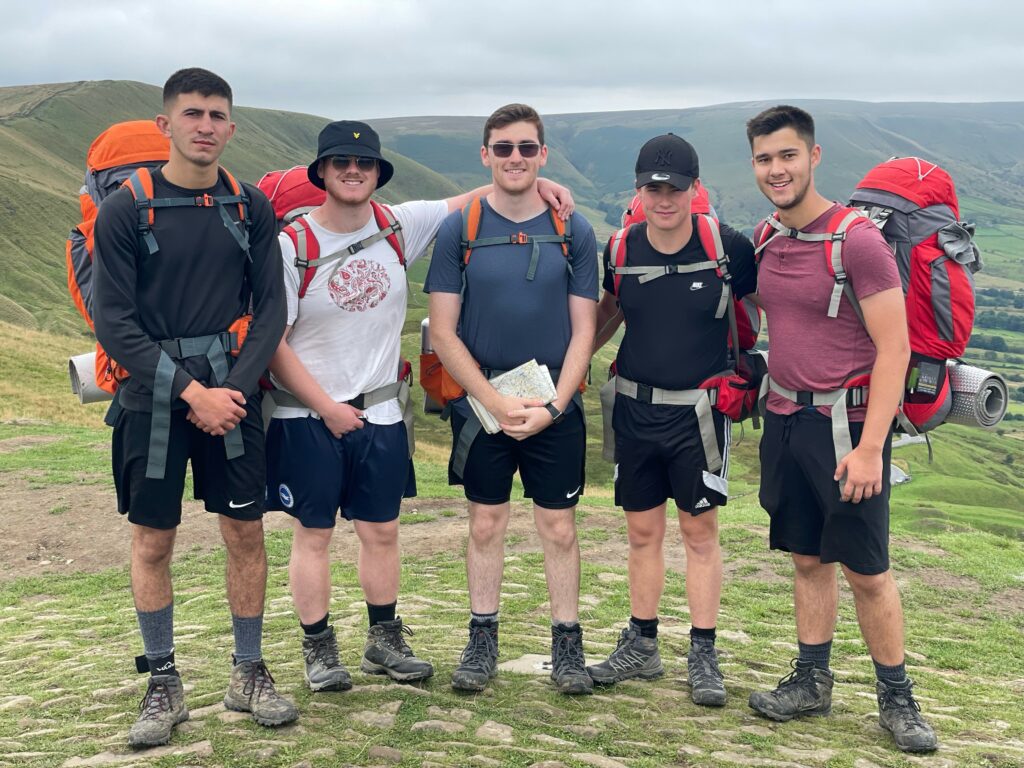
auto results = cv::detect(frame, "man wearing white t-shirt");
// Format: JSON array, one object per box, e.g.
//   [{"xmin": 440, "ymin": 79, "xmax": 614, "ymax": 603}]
[{"xmin": 266, "ymin": 120, "xmax": 573, "ymax": 693}]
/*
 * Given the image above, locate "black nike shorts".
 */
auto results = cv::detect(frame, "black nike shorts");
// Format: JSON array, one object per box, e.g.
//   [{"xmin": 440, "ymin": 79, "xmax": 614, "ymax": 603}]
[
  {"xmin": 759, "ymin": 409, "xmax": 892, "ymax": 575},
  {"xmin": 111, "ymin": 395, "xmax": 267, "ymax": 530},
  {"xmin": 448, "ymin": 401, "xmax": 586, "ymax": 510}
]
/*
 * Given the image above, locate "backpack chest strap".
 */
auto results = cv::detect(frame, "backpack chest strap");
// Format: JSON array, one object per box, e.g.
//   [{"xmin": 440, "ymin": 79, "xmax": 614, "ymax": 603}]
[
  {"xmin": 464, "ymin": 233, "xmax": 573, "ymax": 282},
  {"xmin": 298, "ymin": 223, "xmax": 403, "ymax": 270}
]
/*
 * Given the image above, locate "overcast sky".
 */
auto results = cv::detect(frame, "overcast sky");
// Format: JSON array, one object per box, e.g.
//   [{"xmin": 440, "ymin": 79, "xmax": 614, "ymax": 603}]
[{"xmin": 1, "ymin": 0, "xmax": 1019, "ymax": 120}]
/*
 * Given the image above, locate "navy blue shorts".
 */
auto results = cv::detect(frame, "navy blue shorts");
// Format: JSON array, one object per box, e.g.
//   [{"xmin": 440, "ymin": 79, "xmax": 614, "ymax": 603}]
[
  {"xmin": 265, "ymin": 417, "xmax": 415, "ymax": 527},
  {"xmin": 759, "ymin": 409, "xmax": 892, "ymax": 575}
]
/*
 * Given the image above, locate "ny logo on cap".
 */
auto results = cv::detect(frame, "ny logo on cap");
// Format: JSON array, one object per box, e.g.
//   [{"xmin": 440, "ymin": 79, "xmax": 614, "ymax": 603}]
[
  {"xmin": 655, "ymin": 149, "xmax": 672, "ymax": 167},
  {"xmin": 353, "ymin": 132, "xmax": 361, "ymax": 139}
]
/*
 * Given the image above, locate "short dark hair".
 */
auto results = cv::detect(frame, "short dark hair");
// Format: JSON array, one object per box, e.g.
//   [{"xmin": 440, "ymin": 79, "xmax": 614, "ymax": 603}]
[
  {"xmin": 163, "ymin": 68, "xmax": 233, "ymax": 109},
  {"xmin": 746, "ymin": 105, "xmax": 815, "ymax": 149},
  {"xmin": 483, "ymin": 103, "xmax": 544, "ymax": 147}
]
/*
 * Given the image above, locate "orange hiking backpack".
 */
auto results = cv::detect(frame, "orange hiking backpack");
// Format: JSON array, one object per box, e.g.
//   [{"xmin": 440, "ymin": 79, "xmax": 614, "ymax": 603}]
[{"xmin": 66, "ymin": 121, "xmax": 170, "ymax": 394}]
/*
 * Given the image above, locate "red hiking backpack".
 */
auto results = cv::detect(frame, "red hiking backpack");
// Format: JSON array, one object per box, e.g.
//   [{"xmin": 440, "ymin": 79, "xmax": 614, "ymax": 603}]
[
  {"xmin": 754, "ymin": 156, "xmax": 982, "ymax": 434},
  {"xmin": 257, "ymin": 166, "xmax": 326, "ymax": 231}
]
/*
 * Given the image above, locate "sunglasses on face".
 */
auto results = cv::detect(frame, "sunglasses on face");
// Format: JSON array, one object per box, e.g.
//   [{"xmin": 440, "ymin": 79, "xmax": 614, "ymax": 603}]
[
  {"xmin": 329, "ymin": 155, "xmax": 378, "ymax": 171},
  {"xmin": 488, "ymin": 141, "xmax": 542, "ymax": 159}
]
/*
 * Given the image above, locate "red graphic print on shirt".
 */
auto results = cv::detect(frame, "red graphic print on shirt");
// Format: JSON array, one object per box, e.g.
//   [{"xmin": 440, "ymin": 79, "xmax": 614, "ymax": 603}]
[{"xmin": 327, "ymin": 259, "xmax": 391, "ymax": 312}]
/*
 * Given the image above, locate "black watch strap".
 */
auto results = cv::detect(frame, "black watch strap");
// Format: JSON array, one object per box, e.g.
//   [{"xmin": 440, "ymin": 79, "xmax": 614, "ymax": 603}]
[{"xmin": 545, "ymin": 402, "xmax": 565, "ymax": 424}]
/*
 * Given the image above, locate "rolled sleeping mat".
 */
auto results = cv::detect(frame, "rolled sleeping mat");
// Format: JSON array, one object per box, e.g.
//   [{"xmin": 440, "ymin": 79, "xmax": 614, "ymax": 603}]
[
  {"xmin": 944, "ymin": 361, "xmax": 1008, "ymax": 429},
  {"xmin": 69, "ymin": 351, "xmax": 114, "ymax": 404}
]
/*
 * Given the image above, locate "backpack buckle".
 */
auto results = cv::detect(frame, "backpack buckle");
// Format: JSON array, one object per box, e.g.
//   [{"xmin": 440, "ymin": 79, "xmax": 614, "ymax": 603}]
[
  {"xmin": 195, "ymin": 194, "xmax": 215, "ymax": 207},
  {"xmin": 513, "ymin": 232, "xmax": 529, "ymax": 245}
]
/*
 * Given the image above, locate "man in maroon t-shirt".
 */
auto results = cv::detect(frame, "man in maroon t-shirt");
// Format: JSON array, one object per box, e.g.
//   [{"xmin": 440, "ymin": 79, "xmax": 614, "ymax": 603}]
[{"xmin": 744, "ymin": 105, "xmax": 937, "ymax": 754}]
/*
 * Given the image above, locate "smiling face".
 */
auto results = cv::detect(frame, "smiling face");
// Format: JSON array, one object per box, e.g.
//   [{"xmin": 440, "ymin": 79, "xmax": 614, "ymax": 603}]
[
  {"xmin": 751, "ymin": 126, "xmax": 820, "ymax": 213},
  {"xmin": 481, "ymin": 120, "xmax": 547, "ymax": 196},
  {"xmin": 319, "ymin": 154, "xmax": 380, "ymax": 207},
  {"xmin": 638, "ymin": 181, "xmax": 695, "ymax": 233},
  {"xmin": 156, "ymin": 92, "xmax": 235, "ymax": 169}
]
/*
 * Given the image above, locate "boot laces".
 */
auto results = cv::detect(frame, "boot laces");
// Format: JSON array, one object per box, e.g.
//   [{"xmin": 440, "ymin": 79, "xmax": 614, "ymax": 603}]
[
  {"xmin": 461, "ymin": 624, "xmax": 498, "ymax": 669},
  {"xmin": 553, "ymin": 629, "xmax": 585, "ymax": 675},
  {"xmin": 306, "ymin": 632, "xmax": 340, "ymax": 668},
  {"xmin": 139, "ymin": 678, "xmax": 173, "ymax": 719}
]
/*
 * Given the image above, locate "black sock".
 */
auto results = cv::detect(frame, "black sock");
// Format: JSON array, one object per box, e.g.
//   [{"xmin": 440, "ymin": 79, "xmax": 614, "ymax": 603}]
[
  {"xmin": 470, "ymin": 611, "xmax": 498, "ymax": 627},
  {"xmin": 300, "ymin": 613, "xmax": 330, "ymax": 637},
  {"xmin": 367, "ymin": 601, "xmax": 397, "ymax": 627},
  {"xmin": 552, "ymin": 621, "xmax": 580, "ymax": 634},
  {"xmin": 690, "ymin": 626, "xmax": 716, "ymax": 647},
  {"xmin": 630, "ymin": 616, "xmax": 659, "ymax": 639},
  {"xmin": 147, "ymin": 651, "xmax": 178, "ymax": 677},
  {"xmin": 873, "ymin": 658, "xmax": 908, "ymax": 686},
  {"xmin": 798, "ymin": 640, "xmax": 832, "ymax": 671}
]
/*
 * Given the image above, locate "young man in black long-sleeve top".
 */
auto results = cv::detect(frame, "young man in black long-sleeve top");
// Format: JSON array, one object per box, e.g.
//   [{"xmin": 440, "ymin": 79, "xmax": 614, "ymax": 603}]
[{"xmin": 93, "ymin": 67, "xmax": 294, "ymax": 748}]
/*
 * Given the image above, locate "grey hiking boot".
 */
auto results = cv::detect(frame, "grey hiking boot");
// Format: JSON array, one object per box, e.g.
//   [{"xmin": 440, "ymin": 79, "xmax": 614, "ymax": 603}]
[
  {"xmin": 128, "ymin": 674, "xmax": 188, "ymax": 748},
  {"xmin": 223, "ymin": 658, "xmax": 299, "ymax": 726},
  {"xmin": 749, "ymin": 658, "xmax": 833, "ymax": 721},
  {"xmin": 877, "ymin": 679, "xmax": 939, "ymax": 753},
  {"xmin": 302, "ymin": 625, "xmax": 352, "ymax": 692},
  {"xmin": 551, "ymin": 624, "xmax": 593, "ymax": 695},
  {"xmin": 360, "ymin": 617, "xmax": 434, "ymax": 682},
  {"xmin": 687, "ymin": 641, "xmax": 726, "ymax": 706},
  {"xmin": 451, "ymin": 621, "xmax": 499, "ymax": 692},
  {"xmin": 586, "ymin": 621, "xmax": 664, "ymax": 685}
]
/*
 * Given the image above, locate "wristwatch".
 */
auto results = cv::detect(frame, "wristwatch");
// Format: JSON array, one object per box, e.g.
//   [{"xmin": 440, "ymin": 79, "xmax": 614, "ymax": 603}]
[{"xmin": 544, "ymin": 402, "xmax": 566, "ymax": 424}]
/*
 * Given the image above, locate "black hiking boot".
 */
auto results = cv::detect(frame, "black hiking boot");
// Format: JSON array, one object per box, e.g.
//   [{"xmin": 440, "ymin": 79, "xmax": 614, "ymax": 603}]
[
  {"xmin": 551, "ymin": 624, "xmax": 593, "ymax": 695},
  {"xmin": 687, "ymin": 641, "xmax": 726, "ymax": 706},
  {"xmin": 302, "ymin": 625, "xmax": 352, "ymax": 692},
  {"xmin": 451, "ymin": 620, "xmax": 499, "ymax": 692},
  {"xmin": 748, "ymin": 658, "xmax": 833, "ymax": 721},
  {"xmin": 877, "ymin": 679, "xmax": 939, "ymax": 753},
  {"xmin": 586, "ymin": 621, "xmax": 663, "ymax": 685},
  {"xmin": 360, "ymin": 617, "xmax": 434, "ymax": 682}
]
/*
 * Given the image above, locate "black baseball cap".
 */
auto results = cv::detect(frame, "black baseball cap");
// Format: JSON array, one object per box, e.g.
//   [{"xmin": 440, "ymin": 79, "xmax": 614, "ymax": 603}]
[
  {"xmin": 634, "ymin": 133, "xmax": 699, "ymax": 190},
  {"xmin": 307, "ymin": 120, "xmax": 395, "ymax": 190}
]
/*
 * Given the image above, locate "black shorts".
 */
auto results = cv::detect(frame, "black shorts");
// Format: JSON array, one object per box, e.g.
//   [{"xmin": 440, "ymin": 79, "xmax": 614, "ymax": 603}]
[
  {"xmin": 111, "ymin": 396, "xmax": 267, "ymax": 530},
  {"xmin": 759, "ymin": 409, "xmax": 892, "ymax": 575},
  {"xmin": 265, "ymin": 417, "xmax": 415, "ymax": 526},
  {"xmin": 614, "ymin": 407, "xmax": 729, "ymax": 514},
  {"xmin": 448, "ymin": 402, "xmax": 586, "ymax": 510}
]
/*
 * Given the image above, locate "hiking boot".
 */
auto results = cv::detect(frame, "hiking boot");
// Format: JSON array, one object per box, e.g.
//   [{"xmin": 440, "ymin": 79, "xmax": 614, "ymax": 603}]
[
  {"xmin": 748, "ymin": 659, "xmax": 833, "ymax": 721},
  {"xmin": 302, "ymin": 625, "xmax": 352, "ymax": 692},
  {"xmin": 360, "ymin": 617, "xmax": 434, "ymax": 682},
  {"xmin": 551, "ymin": 624, "xmax": 593, "ymax": 695},
  {"xmin": 128, "ymin": 674, "xmax": 188, "ymax": 748},
  {"xmin": 687, "ymin": 642, "xmax": 726, "ymax": 706},
  {"xmin": 877, "ymin": 679, "xmax": 939, "ymax": 753},
  {"xmin": 586, "ymin": 621, "xmax": 664, "ymax": 685},
  {"xmin": 451, "ymin": 621, "xmax": 499, "ymax": 692},
  {"xmin": 223, "ymin": 658, "xmax": 299, "ymax": 726}
]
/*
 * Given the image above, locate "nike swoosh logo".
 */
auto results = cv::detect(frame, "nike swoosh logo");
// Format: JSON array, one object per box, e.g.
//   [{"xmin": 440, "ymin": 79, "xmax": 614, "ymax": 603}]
[
  {"xmin": 566, "ymin": 486, "xmax": 581, "ymax": 499},
  {"xmin": 228, "ymin": 500, "xmax": 255, "ymax": 509}
]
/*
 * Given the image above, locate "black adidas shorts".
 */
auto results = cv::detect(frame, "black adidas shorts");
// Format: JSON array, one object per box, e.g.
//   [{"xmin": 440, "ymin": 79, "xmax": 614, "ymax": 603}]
[
  {"xmin": 448, "ymin": 401, "xmax": 586, "ymax": 510},
  {"xmin": 111, "ymin": 396, "xmax": 267, "ymax": 530},
  {"xmin": 759, "ymin": 409, "xmax": 892, "ymax": 575},
  {"xmin": 614, "ymin": 407, "xmax": 730, "ymax": 514}
]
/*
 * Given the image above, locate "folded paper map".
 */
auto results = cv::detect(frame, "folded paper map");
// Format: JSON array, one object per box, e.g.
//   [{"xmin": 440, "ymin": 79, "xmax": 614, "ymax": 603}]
[{"xmin": 467, "ymin": 359, "xmax": 557, "ymax": 434}]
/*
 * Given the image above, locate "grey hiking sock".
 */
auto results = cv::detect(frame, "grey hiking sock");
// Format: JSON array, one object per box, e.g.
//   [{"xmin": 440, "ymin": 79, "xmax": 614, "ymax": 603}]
[
  {"xmin": 137, "ymin": 603, "xmax": 174, "ymax": 671},
  {"xmin": 232, "ymin": 614, "xmax": 264, "ymax": 664},
  {"xmin": 873, "ymin": 658, "xmax": 907, "ymax": 686},
  {"xmin": 798, "ymin": 640, "xmax": 832, "ymax": 671}
]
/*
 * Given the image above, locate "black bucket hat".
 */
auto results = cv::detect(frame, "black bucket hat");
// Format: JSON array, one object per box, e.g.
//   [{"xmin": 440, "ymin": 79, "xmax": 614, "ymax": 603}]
[{"xmin": 307, "ymin": 120, "xmax": 394, "ymax": 190}]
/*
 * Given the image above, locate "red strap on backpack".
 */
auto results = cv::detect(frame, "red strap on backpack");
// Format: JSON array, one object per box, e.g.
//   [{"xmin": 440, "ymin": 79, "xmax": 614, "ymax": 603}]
[{"xmin": 608, "ymin": 225, "xmax": 631, "ymax": 296}]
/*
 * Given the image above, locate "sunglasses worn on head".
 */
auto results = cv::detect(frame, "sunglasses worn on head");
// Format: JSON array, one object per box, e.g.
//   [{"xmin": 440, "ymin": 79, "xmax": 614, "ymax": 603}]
[
  {"xmin": 329, "ymin": 155, "xmax": 378, "ymax": 171},
  {"xmin": 488, "ymin": 141, "xmax": 541, "ymax": 159}
]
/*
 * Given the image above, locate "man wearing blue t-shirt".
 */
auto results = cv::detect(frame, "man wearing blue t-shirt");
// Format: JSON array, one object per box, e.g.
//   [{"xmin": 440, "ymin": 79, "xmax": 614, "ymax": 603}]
[{"xmin": 425, "ymin": 103, "xmax": 598, "ymax": 695}]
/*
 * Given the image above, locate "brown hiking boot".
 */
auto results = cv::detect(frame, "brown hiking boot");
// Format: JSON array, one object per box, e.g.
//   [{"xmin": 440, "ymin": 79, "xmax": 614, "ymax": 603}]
[{"xmin": 223, "ymin": 658, "xmax": 298, "ymax": 726}]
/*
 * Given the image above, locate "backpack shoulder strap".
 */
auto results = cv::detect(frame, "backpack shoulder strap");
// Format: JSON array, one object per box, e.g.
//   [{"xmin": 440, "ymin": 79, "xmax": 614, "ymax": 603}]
[
  {"xmin": 608, "ymin": 226, "xmax": 630, "ymax": 296},
  {"xmin": 124, "ymin": 168, "xmax": 160, "ymax": 254},
  {"xmin": 284, "ymin": 216, "xmax": 320, "ymax": 299},
  {"xmin": 370, "ymin": 200, "xmax": 405, "ymax": 267},
  {"xmin": 695, "ymin": 213, "xmax": 732, "ymax": 321},
  {"xmin": 460, "ymin": 197, "xmax": 484, "ymax": 266},
  {"xmin": 822, "ymin": 206, "xmax": 870, "ymax": 320},
  {"xmin": 548, "ymin": 208, "xmax": 571, "ymax": 259}
]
